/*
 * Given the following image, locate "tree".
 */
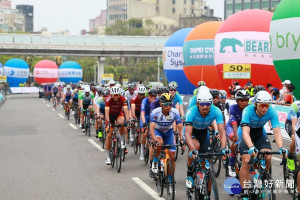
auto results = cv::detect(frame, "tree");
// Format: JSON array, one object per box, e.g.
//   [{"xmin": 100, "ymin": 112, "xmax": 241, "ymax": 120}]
[
  {"xmin": 144, "ymin": 19, "xmax": 155, "ymax": 36},
  {"xmin": 105, "ymin": 18, "xmax": 149, "ymax": 36}
]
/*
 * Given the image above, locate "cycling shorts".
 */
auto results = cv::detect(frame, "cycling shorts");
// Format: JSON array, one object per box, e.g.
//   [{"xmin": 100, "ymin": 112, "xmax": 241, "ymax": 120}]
[
  {"xmin": 65, "ymin": 97, "xmax": 71, "ymax": 103},
  {"xmin": 140, "ymin": 115, "xmax": 150, "ymax": 128},
  {"xmin": 239, "ymin": 127, "xmax": 271, "ymax": 155},
  {"xmin": 225, "ymin": 124, "xmax": 235, "ymax": 141},
  {"xmin": 72, "ymin": 97, "xmax": 78, "ymax": 103},
  {"xmin": 191, "ymin": 128, "xmax": 212, "ymax": 153},
  {"xmin": 100, "ymin": 108, "xmax": 105, "ymax": 116},
  {"xmin": 53, "ymin": 92, "xmax": 58, "ymax": 97},
  {"xmin": 155, "ymin": 128, "xmax": 176, "ymax": 152},
  {"xmin": 285, "ymin": 119, "xmax": 293, "ymax": 137},
  {"xmin": 109, "ymin": 112, "xmax": 124, "ymax": 125}
]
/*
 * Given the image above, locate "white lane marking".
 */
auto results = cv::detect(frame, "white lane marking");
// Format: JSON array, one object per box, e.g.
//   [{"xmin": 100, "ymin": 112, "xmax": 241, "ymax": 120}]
[
  {"xmin": 272, "ymin": 157, "xmax": 282, "ymax": 162},
  {"xmin": 88, "ymin": 139, "xmax": 105, "ymax": 152},
  {"xmin": 131, "ymin": 177, "xmax": 165, "ymax": 200},
  {"xmin": 52, "ymin": 108, "xmax": 56, "ymax": 111},
  {"xmin": 69, "ymin": 123, "xmax": 78, "ymax": 130},
  {"xmin": 43, "ymin": 100, "xmax": 45, "ymax": 103},
  {"xmin": 47, "ymin": 104, "xmax": 50, "ymax": 107},
  {"xmin": 58, "ymin": 114, "xmax": 64, "ymax": 119}
]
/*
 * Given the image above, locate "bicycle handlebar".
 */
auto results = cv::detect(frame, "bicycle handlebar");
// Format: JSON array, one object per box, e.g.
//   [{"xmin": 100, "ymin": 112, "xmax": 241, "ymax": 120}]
[{"xmin": 247, "ymin": 151, "xmax": 285, "ymax": 165}]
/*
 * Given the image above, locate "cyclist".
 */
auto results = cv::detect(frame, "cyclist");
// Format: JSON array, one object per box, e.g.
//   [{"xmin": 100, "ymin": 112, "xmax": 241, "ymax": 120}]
[
  {"xmin": 249, "ymin": 85, "xmax": 265, "ymax": 104},
  {"xmin": 188, "ymin": 86, "xmax": 210, "ymax": 109},
  {"xmin": 185, "ymin": 91, "xmax": 229, "ymax": 190},
  {"xmin": 79, "ymin": 86, "xmax": 95, "ymax": 133},
  {"xmin": 150, "ymin": 93, "xmax": 184, "ymax": 193},
  {"xmin": 150, "ymin": 87, "xmax": 170, "ymax": 112},
  {"xmin": 238, "ymin": 91, "xmax": 287, "ymax": 198},
  {"xmin": 225, "ymin": 89, "xmax": 250, "ymax": 177},
  {"xmin": 52, "ymin": 84, "xmax": 59, "ymax": 108},
  {"xmin": 219, "ymin": 90, "xmax": 229, "ymax": 113},
  {"xmin": 169, "ymin": 81, "xmax": 184, "ymax": 117},
  {"xmin": 140, "ymin": 88, "xmax": 158, "ymax": 161},
  {"xmin": 193, "ymin": 81, "xmax": 206, "ymax": 96},
  {"xmin": 108, "ymin": 80, "xmax": 116, "ymax": 89},
  {"xmin": 96, "ymin": 88, "xmax": 110, "ymax": 138},
  {"xmin": 63, "ymin": 85, "xmax": 73, "ymax": 115},
  {"xmin": 210, "ymin": 89, "xmax": 226, "ymax": 122},
  {"xmin": 104, "ymin": 86, "xmax": 129, "ymax": 165},
  {"xmin": 130, "ymin": 86, "xmax": 146, "ymax": 143},
  {"xmin": 284, "ymin": 101, "xmax": 300, "ymax": 171},
  {"xmin": 125, "ymin": 84, "xmax": 137, "ymax": 103}
]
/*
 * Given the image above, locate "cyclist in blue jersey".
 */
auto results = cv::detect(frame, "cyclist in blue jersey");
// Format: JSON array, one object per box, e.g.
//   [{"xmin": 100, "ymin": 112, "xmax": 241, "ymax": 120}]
[
  {"xmin": 96, "ymin": 88, "xmax": 110, "ymax": 138},
  {"xmin": 150, "ymin": 93, "xmax": 184, "ymax": 192},
  {"xmin": 238, "ymin": 91, "xmax": 287, "ymax": 198},
  {"xmin": 168, "ymin": 82, "xmax": 184, "ymax": 117},
  {"xmin": 140, "ymin": 88, "xmax": 158, "ymax": 161},
  {"xmin": 52, "ymin": 84, "xmax": 59, "ymax": 108},
  {"xmin": 285, "ymin": 101, "xmax": 300, "ymax": 171},
  {"xmin": 225, "ymin": 90, "xmax": 250, "ymax": 177},
  {"xmin": 63, "ymin": 85, "xmax": 73, "ymax": 114},
  {"xmin": 185, "ymin": 91, "xmax": 229, "ymax": 189},
  {"xmin": 193, "ymin": 81, "xmax": 206, "ymax": 96},
  {"xmin": 150, "ymin": 87, "xmax": 173, "ymax": 113}
]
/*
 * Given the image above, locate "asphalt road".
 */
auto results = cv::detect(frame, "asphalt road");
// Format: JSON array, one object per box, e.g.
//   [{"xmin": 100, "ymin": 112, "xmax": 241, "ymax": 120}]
[{"xmin": 0, "ymin": 94, "xmax": 293, "ymax": 200}]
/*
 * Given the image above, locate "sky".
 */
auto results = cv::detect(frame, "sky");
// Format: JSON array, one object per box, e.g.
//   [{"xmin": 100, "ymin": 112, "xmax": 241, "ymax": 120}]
[
  {"xmin": 11, "ymin": 0, "xmax": 107, "ymax": 35},
  {"xmin": 11, "ymin": 0, "xmax": 223, "ymax": 35}
]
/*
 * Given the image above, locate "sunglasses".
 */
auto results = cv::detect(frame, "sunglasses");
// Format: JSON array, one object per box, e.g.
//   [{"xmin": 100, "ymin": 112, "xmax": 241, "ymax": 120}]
[
  {"xmin": 213, "ymin": 96, "xmax": 219, "ymax": 99},
  {"xmin": 220, "ymin": 97, "xmax": 227, "ymax": 99},
  {"xmin": 138, "ymin": 93, "xmax": 145, "ymax": 96},
  {"xmin": 257, "ymin": 103, "xmax": 270, "ymax": 108},
  {"xmin": 149, "ymin": 95, "xmax": 156, "ymax": 98},
  {"xmin": 162, "ymin": 102, "xmax": 173, "ymax": 106},
  {"xmin": 103, "ymin": 95, "xmax": 109, "ymax": 98},
  {"xmin": 199, "ymin": 102, "xmax": 211, "ymax": 107},
  {"xmin": 170, "ymin": 89, "xmax": 176, "ymax": 92}
]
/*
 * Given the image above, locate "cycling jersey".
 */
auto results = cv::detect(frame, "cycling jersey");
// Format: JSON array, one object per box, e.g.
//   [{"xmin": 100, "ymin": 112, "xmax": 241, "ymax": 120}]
[
  {"xmin": 287, "ymin": 101, "xmax": 300, "ymax": 120},
  {"xmin": 105, "ymin": 95, "xmax": 127, "ymax": 115},
  {"xmin": 53, "ymin": 87, "xmax": 58, "ymax": 94},
  {"xmin": 47, "ymin": 85, "xmax": 52, "ymax": 92},
  {"xmin": 188, "ymin": 96, "xmax": 197, "ymax": 109},
  {"xmin": 97, "ymin": 97, "xmax": 106, "ymax": 110},
  {"xmin": 150, "ymin": 107, "xmax": 182, "ymax": 133},
  {"xmin": 64, "ymin": 89, "xmax": 73, "ymax": 102},
  {"xmin": 150, "ymin": 99, "xmax": 161, "ymax": 113},
  {"xmin": 141, "ymin": 97, "xmax": 157, "ymax": 116},
  {"xmin": 79, "ymin": 93, "xmax": 95, "ymax": 108},
  {"xmin": 185, "ymin": 104, "xmax": 224, "ymax": 130},
  {"xmin": 131, "ymin": 95, "xmax": 144, "ymax": 114},
  {"xmin": 225, "ymin": 104, "xmax": 244, "ymax": 137},
  {"xmin": 125, "ymin": 90, "xmax": 137, "ymax": 101},
  {"xmin": 173, "ymin": 93, "xmax": 183, "ymax": 106},
  {"xmin": 193, "ymin": 88, "xmax": 199, "ymax": 96}
]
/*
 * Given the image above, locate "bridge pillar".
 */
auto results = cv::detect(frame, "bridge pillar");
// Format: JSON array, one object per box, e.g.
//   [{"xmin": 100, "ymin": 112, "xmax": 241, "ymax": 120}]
[{"xmin": 97, "ymin": 57, "xmax": 105, "ymax": 83}]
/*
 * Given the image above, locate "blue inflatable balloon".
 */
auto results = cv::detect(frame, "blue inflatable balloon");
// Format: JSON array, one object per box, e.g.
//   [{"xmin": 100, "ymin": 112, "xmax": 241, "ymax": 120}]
[
  {"xmin": 4, "ymin": 58, "xmax": 29, "ymax": 87},
  {"xmin": 59, "ymin": 61, "xmax": 83, "ymax": 83},
  {"xmin": 163, "ymin": 28, "xmax": 196, "ymax": 95},
  {"xmin": 0, "ymin": 62, "xmax": 3, "ymax": 76}
]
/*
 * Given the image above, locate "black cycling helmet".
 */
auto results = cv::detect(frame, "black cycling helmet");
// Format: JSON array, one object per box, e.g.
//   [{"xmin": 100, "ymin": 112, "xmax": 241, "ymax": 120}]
[
  {"xmin": 97, "ymin": 88, "xmax": 103, "ymax": 95},
  {"xmin": 253, "ymin": 85, "xmax": 266, "ymax": 95},
  {"xmin": 102, "ymin": 88, "xmax": 110, "ymax": 96},
  {"xmin": 159, "ymin": 93, "xmax": 174, "ymax": 103},
  {"xmin": 235, "ymin": 89, "xmax": 250, "ymax": 99},
  {"xmin": 148, "ymin": 88, "xmax": 157, "ymax": 96},
  {"xmin": 157, "ymin": 86, "xmax": 164, "ymax": 94},
  {"xmin": 128, "ymin": 83, "xmax": 135, "ymax": 89},
  {"xmin": 197, "ymin": 81, "xmax": 206, "ymax": 87},
  {"xmin": 91, "ymin": 86, "xmax": 96, "ymax": 90},
  {"xmin": 90, "ymin": 82, "xmax": 95, "ymax": 86},
  {"xmin": 210, "ymin": 89, "xmax": 219, "ymax": 97},
  {"xmin": 75, "ymin": 84, "xmax": 80, "ymax": 88}
]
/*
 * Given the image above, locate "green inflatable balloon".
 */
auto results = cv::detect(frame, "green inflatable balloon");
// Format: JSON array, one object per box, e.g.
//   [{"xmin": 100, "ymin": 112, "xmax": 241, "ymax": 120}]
[{"xmin": 270, "ymin": 0, "xmax": 300, "ymax": 99}]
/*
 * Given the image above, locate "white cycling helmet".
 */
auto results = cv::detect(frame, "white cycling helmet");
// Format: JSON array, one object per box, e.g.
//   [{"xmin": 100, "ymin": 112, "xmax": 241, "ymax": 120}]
[
  {"xmin": 116, "ymin": 83, "xmax": 121, "ymax": 88},
  {"xmin": 66, "ymin": 85, "xmax": 71, "ymax": 89},
  {"xmin": 137, "ymin": 86, "xmax": 146, "ymax": 94},
  {"xmin": 108, "ymin": 80, "xmax": 116, "ymax": 85},
  {"xmin": 198, "ymin": 86, "xmax": 210, "ymax": 92},
  {"xmin": 291, "ymin": 101, "xmax": 300, "ymax": 113},
  {"xmin": 255, "ymin": 91, "xmax": 272, "ymax": 104},
  {"xmin": 119, "ymin": 88, "xmax": 125, "ymax": 96},
  {"xmin": 219, "ymin": 90, "xmax": 227, "ymax": 98},
  {"xmin": 84, "ymin": 86, "xmax": 90, "ymax": 93},
  {"xmin": 197, "ymin": 91, "xmax": 213, "ymax": 103},
  {"xmin": 111, "ymin": 86, "xmax": 121, "ymax": 95}
]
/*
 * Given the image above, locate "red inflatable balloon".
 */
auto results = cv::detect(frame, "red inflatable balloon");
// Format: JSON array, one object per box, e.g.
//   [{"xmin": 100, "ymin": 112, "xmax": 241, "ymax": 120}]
[
  {"xmin": 214, "ymin": 9, "xmax": 282, "ymax": 91},
  {"xmin": 34, "ymin": 60, "xmax": 58, "ymax": 84},
  {"xmin": 183, "ymin": 21, "xmax": 225, "ymax": 90}
]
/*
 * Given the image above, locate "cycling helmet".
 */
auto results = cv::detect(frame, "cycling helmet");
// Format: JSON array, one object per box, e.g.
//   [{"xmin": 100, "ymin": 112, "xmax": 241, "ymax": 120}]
[
  {"xmin": 111, "ymin": 86, "xmax": 121, "ymax": 95},
  {"xmin": 102, "ymin": 89, "xmax": 110, "ymax": 96},
  {"xmin": 235, "ymin": 89, "xmax": 250, "ymax": 99},
  {"xmin": 291, "ymin": 102, "xmax": 300, "ymax": 113},
  {"xmin": 197, "ymin": 91, "xmax": 213, "ymax": 103},
  {"xmin": 160, "ymin": 93, "xmax": 174, "ymax": 103},
  {"xmin": 116, "ymin": 83, "xmax": 121, "ymax": 88},
  {"xmin": 148, "ymin": 88, "xmax": 157, "ymax": 96},
  {"xmin": 219, "ymin": 90, "xmax": 227, "ymax": 98},
  {"xmin": 256, "ymin": 91, "xmax": 272, "ymax": 104},
  {"xmin": 157, "ymin": 86, "xmax": 164, "ymax": 94},
  {"xmin": 66, "ymin": 85, "xmax": 71, "ymax": 89},
  {"xmin": 162, "ymin": 87, "xmax": 169, "ymax": 93},
  {"xmin": 197, "ymin": 81, "xmax": 206, "ymax": 87},
  {"xmin": 210, "ymin": 89, "xmax": 219, "ymax": 97},
  {"xmin": 253, "ymin": 85, "xmax": 266, "ymax": 95},
  {"xmin": 168, "ymin": 81, "xmax": 178, "ymax": 90},
  {"xmin": 119, "ymin": 88, "xmax": 125, "ymax": 96},
  {"xmin": 146, "ymin": 83, "xmax": 152, "ymax": 89},
  {"xmin": 108, "ymin": 80, "xmax": 116, "ymax": 85},
  {"xmin": 91, "ymin": 86, "xmax": 96, "ymax": 90},
  {"xmin": 137, "ymin": 86, "xmax": 146, "ymax": 94},
  {"xmin": 75, "ymin": 84, "xmax": 80, "ymax": 88},
  {"xmin": 90, "ymin": 82, "xmax": 95, "ymax": 86},
  {"xmin": 198, "ymin": 86, "xmax": 210, "ymax": 92},
  {"xmin": 128, "ymin": 84, "xmax": 135, "ymax": 89},
  {"xmin": 97, "ymin": 88, "xmax": 103, "ymax": 95},
  {"xmin": 84, "ymin": 87, "xmax": 90, "ymax": 93},
  {"xmin": 78, "ymin": 81, "xmax": 83, "ymax": 84}
]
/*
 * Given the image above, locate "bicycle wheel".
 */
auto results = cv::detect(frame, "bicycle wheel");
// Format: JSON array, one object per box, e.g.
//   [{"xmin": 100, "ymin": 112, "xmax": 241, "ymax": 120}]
[
  {"xmin": 144, "ymin": 146, "xmax": 149, "ymax": 165},
  {"xmin": 115, "ymin": 136, "xmax": 122, "ymax": 173},
  {"xmin": 205, "ymin": 171, "xmax": 219, "ymax": 200},
  {"xmin": 222, "ymin": 137, "xmax": 230, "ymax": 168},
  {"xmin": 84, "ymin": 116, "xmax": 88, "ymax": 136},
  {"xmin": 283, "ymin": 159, "xmax": 292, "ymax": 194},
  {"xmin": 166, "ymin": 158, "xmax": 175, "ymax": 200},
  {"xmin": 101, "ymin": 127, "xmax": 106, "ymax": 149},
  {"xmin": 260, "ymin": 172, "xmax": 276, "ymax": 200},
  {"xmin": 211, "ymin": 140, "xmax": 221, "ymax": 177},
  {"xmin": 175, "ymin": 136, "xmax": 179, "ymax": 161},
  {"xmin": 110, "ymin": 144, "xmax": 115, "ymax": 168},
  {"xmin": 87, "ymin": 115, "xmax": 91, "ymax": 137},
  {"xmin": 133, "ymin": 131, "xmax": 139, "ymax": 154},
  {"xmin": 156, "ymin": 170, "xmax": 164, "ymax": 197},
  {"xmin": 74, "ymin": 106, "xmax": 78, "ymax": 124}
]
